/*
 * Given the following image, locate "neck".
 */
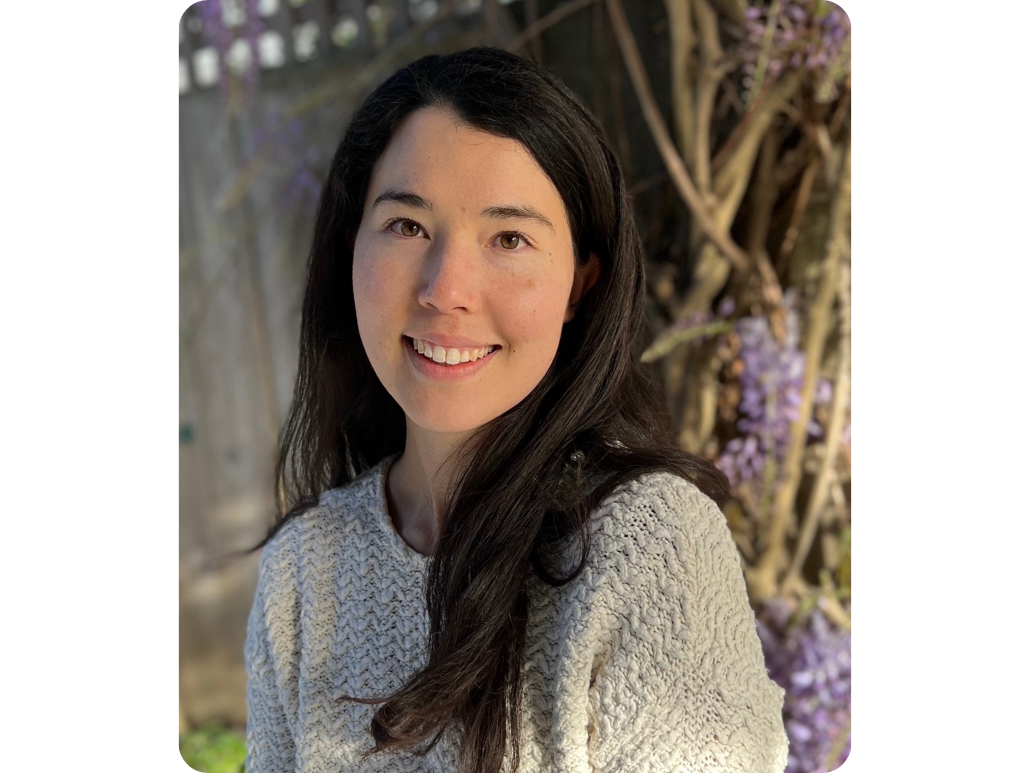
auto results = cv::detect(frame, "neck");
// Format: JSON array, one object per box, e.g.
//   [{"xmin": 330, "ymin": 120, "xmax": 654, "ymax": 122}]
[{"xmin": 385, "ymin": 419, "xmax": 475, "ymax": 556}]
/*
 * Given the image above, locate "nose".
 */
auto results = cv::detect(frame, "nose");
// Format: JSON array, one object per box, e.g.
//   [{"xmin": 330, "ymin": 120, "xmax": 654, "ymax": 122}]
[{"xmin": 417, "ymin": 234, "xmax": 478, "ymax": 314}]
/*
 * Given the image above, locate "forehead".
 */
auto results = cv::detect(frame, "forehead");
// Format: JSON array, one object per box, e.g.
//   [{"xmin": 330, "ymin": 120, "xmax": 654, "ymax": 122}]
[{"xmin": 367, "ymin": 107, "xmax": 567, "ymax": 224}]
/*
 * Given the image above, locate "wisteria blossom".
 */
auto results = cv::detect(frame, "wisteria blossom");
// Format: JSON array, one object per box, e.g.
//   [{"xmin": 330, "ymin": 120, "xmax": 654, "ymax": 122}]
[
  {"xmin": 717, "ymin": 290, "xmax": 821, "ymax": 499},
  {"xmin": 740, "ymin": 0, "xmax": 851, "ymax": 102},
  {"xmin": 757, "ymin": 599, "xmax": 851, "ymax": 773}
]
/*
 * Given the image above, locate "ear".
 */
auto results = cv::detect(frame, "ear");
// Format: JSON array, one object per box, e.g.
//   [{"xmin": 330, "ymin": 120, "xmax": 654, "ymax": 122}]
[{"xmin": 564, "ymin": 253, "xmax": 601, "ymax": 323}]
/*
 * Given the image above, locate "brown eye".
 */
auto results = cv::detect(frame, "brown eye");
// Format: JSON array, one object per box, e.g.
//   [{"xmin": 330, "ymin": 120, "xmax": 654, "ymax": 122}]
[
  {"xmin": 392, "ymin": 220, "xmax": 422, "ymax": 238},
  {"xmin": 498, "ymin": 233, "xmax": 522, "ymax": 250}
]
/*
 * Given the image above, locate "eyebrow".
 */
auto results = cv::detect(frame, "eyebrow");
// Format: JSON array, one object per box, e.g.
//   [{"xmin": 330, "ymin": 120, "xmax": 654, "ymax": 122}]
[
  {"xmin": 480, "ymin": 205, "xmax": 554, "ymax": 233},
  {"xmin": 371, "ymin": 188, "xmax": 433, "ymax": 211},
  {"xmin": 371, "ymin": 189, "xmax": 555, "ymax": 232}
]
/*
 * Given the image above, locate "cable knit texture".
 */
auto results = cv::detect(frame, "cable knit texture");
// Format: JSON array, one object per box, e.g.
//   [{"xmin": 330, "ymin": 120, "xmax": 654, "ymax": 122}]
[{"xmin": 245, "ymin": 455, "xmax": 788, "ymax": 772}]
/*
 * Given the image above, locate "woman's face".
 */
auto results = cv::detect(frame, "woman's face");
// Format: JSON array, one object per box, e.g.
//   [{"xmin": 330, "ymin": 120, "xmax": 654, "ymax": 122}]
[{"xmin": 353, "ymin": 107, "xmax": 596, "ymax": 435}]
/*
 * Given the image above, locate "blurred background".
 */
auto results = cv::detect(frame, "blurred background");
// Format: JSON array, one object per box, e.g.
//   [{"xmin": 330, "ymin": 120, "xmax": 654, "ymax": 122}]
[{"xmin": 179, "ymin": 1, "xmax": 851, "ymax": 771}]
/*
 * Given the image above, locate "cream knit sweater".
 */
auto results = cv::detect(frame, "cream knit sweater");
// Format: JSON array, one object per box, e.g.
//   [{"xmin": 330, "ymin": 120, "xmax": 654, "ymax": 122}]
[{"xmin": 245, "ymin": 455, "xmax": 788, "ymax": 772}]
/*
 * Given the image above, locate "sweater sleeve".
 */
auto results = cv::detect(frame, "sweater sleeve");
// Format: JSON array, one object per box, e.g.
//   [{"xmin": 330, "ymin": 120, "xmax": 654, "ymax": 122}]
[
  {"xmin": 244, "ymin": 535, "xmax": 298, "ymax": 773},
  {"xmin": 587, "ymin": 475, "xmax": 789, "ymax": 773}
]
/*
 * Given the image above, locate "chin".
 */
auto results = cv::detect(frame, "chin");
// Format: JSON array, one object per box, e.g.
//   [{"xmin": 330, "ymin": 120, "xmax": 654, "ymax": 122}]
[
  {"xmin": 410, "ymin": 408, "xmax": 494, "ymax": 436},
  {"xmin": 401, "ymin": 391, "xmax": 520, "ymax": 436}
]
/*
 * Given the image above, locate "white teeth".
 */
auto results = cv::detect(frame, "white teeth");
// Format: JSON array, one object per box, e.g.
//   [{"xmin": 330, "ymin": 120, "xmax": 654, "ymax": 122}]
[{"xmin": 411, "ymin": 338, "xmax": 497, "ymax": 366}]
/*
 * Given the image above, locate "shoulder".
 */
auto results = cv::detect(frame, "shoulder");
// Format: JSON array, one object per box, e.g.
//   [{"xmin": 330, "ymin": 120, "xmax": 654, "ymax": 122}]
[
  {"xmin": 596, "ymin": 470, "xmax": 722, "ymax": 526},
  {"xmin": 255, "ymin": 457, "xmax": 392, "ymax": 588},
  {"xmin": 582, "ymin": 472, "xmax": 789, "ymax": 773},
  {"xmin": 587, "ymin": 471, "xmax": 728, "ymax": 570},
  {"xmin": 572, "ymin": 470, "xmax": 747, "ymax": 618},
  {"xmin": 316, "ymin": 455, "xmax": 391, "ymax": 516}
]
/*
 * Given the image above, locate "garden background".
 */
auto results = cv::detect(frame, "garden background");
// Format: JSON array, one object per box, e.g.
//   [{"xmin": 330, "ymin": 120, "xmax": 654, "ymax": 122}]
[{"xmin": 178, "ymin": 1, "xmax": 851, "ymax": 771}]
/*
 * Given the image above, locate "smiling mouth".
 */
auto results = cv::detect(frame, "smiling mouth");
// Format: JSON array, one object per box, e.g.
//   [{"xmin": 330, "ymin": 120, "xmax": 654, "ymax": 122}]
[{"xmin": 405, "ymin": 336, "xmax": 500, "ymax": 365}]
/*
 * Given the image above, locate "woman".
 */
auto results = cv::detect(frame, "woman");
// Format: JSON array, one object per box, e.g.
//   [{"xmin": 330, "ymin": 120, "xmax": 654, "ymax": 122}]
[{"xmin": 245, "ymin": 47, "xmax": 788, "ymax": 773}]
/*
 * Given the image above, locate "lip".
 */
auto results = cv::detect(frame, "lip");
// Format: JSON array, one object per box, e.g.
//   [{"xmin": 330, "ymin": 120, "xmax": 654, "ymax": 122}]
[
  {"xmin": 403, "ymin": 336, "xmax": 500, "ymax": 381},
  {"xmin": 405, "ymin": 332, "xmax": 499, "ymax": 350}
]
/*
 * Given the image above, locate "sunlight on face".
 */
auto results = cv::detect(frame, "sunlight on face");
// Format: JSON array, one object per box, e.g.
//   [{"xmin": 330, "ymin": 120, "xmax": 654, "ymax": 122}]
[{"xmin": 352, "ymin": 107, "xmax": 584, "ymax": 434}]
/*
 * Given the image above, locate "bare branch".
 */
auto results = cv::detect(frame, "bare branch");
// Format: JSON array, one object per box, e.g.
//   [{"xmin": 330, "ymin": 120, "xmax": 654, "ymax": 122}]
[
  {"xmin": 677, "ymin": 344, "xmax": 721, "ymax": 452},
  {"xmin": 710, "ymin": 71, "xmax": 802, "ymax": 178},
  {"xmin": 709, "ymin": 0, "xmax": 748, "ymax": 25},
  {"xmin": 524, "ymin": 0, "xmax": 544, "ymax": 62},
  {"xmin": 505, "ymin": 0, "xmax": 602, "ymax": 54},
  {"xmin": 712, "ymin": 70, "xmax": 804, "ymax": 229},
  {"xmin": 690, "ymin": 0, "xmax": 725, "ymax": 196},
  {"xmin": 674, "ymin": 241, "xmax": 733, "ymax": 317},
  {"xmin": 662, "ymin": 0, "xmax": 696, "ymax": 173},
  {"xmin": 605, "ymin": 0, "xmax": 749, "ymax": 272},
  {"xmin": 746, "ymin": 132, "xmax": 851, "ymax": 602},
  {"xmin": 603, "ymin": 8, "xmax": 634, "ymax": 178},
  {"xmin": 784, "ymin": 258, "xmax": 851, "ymax": 587},
  {"xmin": 746, "ymin": 128, "xmax": 778, "ymax": 256},
  {"xmin": 777, "ymin": 155, "xmax": 821, "ymax": 269},
  {"xmin": 828, "ymin": 77, "xmax": 851, "ymax": 138},
  {"xmin": 746, "ymin": 130, "xmax": 785, "ymax": 307}
]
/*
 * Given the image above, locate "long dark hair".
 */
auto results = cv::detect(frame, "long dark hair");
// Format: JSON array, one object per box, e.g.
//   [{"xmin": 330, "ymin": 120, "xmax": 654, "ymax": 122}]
[{"xmin": 259, "ymin": 47, "xmax": 729, "ymax": 773}]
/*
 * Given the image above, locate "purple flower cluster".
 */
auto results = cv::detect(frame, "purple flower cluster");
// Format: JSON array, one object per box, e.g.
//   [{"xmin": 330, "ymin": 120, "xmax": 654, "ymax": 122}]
[
  {"xmin": 195, "ymin": 0, "xmax": 233, "ymax": 98},
  {"xmin": 717, "ymin": 291, "xmax": 808, "ymax": 494},
  {"xmin": 739, "ymin": 0, "xmax": 851, "ymax": 94},
  {"xmin": 757, "ymin": 599, "xmax": 851, "ymax": 773},
  {"xmin": 240, "ymin": 0, "xmax": 266, "ymax": 95},
  {"xmin": 193, "ymin": 0, "xmax": 265, "ymax": 100},
  {"xmin": 248, "ymin": 111, "xmax": 325, "ymax": 210}
]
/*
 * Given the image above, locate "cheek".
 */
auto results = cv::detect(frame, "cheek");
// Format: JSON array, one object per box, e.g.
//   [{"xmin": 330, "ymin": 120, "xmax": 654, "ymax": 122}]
[
  {"xmin": 354, "ymin": 233, "xmax": 402, "ymax": 302},
  {"xmin": 353, "ymin": 239, "xmax": 379, "ymax": 306},
  {"xmin": 352, "ymin": 239, "xmax": 400, "ymax": 351},
  {"xmin": 500, "ymin": 273, "xmax": 569, "ymax": 359}
]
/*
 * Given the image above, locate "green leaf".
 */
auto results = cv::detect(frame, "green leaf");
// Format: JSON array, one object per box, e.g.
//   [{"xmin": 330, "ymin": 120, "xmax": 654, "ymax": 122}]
[
  {"xmin": 179, "ymin": 725, "xmax": 246, "ymax": 773},
  {"xmin": 640, "ymin": 321, "xmax": 733, "ymax": 363}
]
